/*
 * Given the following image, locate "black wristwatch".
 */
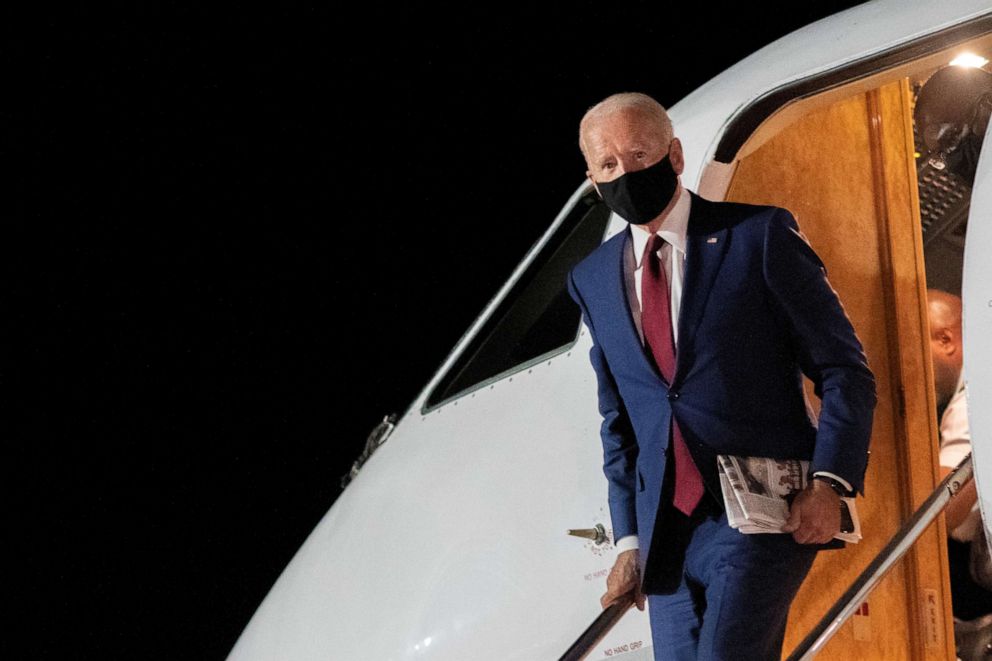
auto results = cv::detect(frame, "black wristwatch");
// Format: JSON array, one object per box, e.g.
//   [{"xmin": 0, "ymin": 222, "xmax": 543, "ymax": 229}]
[{"xmin": 812, "ymin": 475, "xmax": 849, "ymax": 497}]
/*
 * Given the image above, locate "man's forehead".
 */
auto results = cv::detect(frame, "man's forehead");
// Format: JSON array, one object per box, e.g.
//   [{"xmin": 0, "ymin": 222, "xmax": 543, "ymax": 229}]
[{"xmin": 584, "ymin": 111, "xmax": 665, "ymax": 151}]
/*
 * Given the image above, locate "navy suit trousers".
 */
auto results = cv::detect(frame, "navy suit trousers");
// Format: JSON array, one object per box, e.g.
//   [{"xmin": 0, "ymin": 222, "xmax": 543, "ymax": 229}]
[{"xmin": 646, "ymin": 502, "xmax": 819, "ymax": 661}]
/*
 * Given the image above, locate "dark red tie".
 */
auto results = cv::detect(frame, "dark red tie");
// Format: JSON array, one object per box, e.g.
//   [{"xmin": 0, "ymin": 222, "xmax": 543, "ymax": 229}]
[{"xmin": 641, "ymin": 233, "xmax": 704, "ymax": 516}]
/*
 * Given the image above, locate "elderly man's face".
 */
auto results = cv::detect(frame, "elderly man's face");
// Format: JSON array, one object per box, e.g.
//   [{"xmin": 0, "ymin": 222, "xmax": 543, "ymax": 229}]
[{"xmin": 583, "ymin": 109, "xmax": 684, "ymax": 186}]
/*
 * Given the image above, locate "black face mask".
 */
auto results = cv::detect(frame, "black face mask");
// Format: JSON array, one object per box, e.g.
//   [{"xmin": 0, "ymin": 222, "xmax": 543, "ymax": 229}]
[{"xmin": 595, "ymin": 152, "xmax": 678, "ymax": 225}]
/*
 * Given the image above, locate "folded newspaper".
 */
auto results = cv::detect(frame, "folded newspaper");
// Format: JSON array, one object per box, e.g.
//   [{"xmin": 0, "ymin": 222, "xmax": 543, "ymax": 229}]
[{"xmin": 717, "ymin": 454, "xmax": 861, "ymax": 543}]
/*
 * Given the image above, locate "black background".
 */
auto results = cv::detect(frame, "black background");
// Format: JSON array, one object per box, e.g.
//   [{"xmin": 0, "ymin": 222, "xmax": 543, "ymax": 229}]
[{"xmin": 14, "ymin": 4, "xmax": 866, "ymax": 658}]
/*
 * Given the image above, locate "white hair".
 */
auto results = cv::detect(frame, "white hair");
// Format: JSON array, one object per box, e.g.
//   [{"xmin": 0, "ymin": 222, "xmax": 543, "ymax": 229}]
[{"xmin": 578, "ymin": 92, "xmax": 673, "ymax": 158}]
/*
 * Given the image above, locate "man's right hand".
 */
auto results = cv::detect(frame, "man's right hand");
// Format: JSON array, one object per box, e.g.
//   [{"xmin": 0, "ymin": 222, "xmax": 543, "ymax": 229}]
[{"xmin": 600, "ymin": 549, "xmax": 645, "ymax": 611}]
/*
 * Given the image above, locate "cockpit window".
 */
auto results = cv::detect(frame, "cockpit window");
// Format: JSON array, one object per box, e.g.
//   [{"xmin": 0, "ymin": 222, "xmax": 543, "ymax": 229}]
[{"xmin": 424, "ymin": 191, "xmax": 611, "ymax": 409}]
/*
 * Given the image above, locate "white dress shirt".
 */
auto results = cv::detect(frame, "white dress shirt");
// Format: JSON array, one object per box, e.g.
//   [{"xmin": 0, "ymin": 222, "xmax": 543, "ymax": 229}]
[
  {"xmin": 938, "ymin": 373, "xmax": 979, "ymax": 543},
  {"xmin": 623, "ymin": 184, "xmax": 689, "ymax": 348},
  {"xmin": 612, "ymin": 186, "xmax": 853, "ymax": 555}
]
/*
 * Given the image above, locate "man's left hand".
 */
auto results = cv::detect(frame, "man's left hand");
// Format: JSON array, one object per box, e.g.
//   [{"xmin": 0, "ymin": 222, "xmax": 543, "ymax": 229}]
[{"xmin": 781, "ymin": 480, "xmax": 841, "ymax": 544}]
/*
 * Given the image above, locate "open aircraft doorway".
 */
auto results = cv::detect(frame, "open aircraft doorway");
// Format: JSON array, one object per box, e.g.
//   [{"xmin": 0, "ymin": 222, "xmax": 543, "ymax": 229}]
[{"xmin": 230, "ymin": 3, "xmax": 992, "ymax": 659}]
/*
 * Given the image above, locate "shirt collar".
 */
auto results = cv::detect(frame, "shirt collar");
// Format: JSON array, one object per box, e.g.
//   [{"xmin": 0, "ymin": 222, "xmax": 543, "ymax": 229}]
[{"xmin": 630, "ymin": 184, "xmax": 691, "ymax": 269}]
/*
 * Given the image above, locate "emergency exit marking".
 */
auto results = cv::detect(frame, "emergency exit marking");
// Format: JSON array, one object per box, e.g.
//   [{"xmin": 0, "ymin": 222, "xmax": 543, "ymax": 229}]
[
  {"xmin": 852, "ymin": 601, "xmax": 870, "ymax": 641},
  {"xmin": 922, "ymin": 589, "xmax": 941, "ymax": 649}
]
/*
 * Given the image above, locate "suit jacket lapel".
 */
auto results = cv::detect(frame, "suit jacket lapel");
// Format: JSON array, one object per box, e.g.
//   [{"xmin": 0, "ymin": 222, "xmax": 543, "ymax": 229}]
[{"xmin": 674, "ymin": 191, "xmax": 729, "ymax": 386}]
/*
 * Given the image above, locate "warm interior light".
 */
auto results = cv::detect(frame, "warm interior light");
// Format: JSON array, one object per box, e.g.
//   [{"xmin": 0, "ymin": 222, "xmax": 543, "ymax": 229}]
[{"xmin": 949, "ymin": 52, "xmax": 989, "ymax": 68}]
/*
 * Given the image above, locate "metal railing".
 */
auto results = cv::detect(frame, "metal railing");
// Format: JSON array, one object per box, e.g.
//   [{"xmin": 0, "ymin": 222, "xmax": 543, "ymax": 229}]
[
  {"xmin": 558, "ymin": 454, "xmax": 975, "ymax": 661},
  {"xmin": 558, "ymin": 596, "xmax": 634, "ymax": 661},
  {"xmin": 786, "ymin": 453, "xmax": 974, "ymax": 660}
]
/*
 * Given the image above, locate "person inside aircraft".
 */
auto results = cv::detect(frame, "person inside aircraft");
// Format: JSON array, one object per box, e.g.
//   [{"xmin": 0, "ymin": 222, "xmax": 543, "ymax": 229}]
[
  {"xmin": 915, "ymin": 61, "xmax": 992, "ymax": 618},
  {"xmin": 914, "ymin": 64, "xmax": 992, "ymax": 186},
  {"xmin": 925, "ymin": 289, "xmax": 991, "ymax": 655}
]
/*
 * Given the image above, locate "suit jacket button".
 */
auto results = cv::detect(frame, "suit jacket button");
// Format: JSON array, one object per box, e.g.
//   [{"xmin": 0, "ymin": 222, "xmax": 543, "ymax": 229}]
[{"xmin": 668, "ymin": 391, "xmax": 679, "ymax": 400}]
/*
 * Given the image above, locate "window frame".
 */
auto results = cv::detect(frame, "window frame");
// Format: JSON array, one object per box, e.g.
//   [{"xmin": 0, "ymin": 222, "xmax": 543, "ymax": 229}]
[{"xmin": 420, "ymin": 188, "xmax": 612, "ymax": 413}]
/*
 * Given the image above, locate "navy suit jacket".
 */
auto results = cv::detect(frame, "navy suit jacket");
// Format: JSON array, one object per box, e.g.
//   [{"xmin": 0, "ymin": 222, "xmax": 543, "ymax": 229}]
[{"xmin": 566, "ymin": 189, "xmax": 877, "ymax": 586}]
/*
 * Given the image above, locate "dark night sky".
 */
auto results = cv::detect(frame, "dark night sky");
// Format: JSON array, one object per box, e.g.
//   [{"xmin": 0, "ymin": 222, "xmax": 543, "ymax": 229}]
[{"xmin": 13, "ymin": 4, "xmax": 866, "ymax": 658}]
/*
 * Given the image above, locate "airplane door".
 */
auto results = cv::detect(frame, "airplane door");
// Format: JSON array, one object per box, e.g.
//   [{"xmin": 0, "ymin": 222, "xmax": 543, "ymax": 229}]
[{"xmin": 962, "ymin": 124, "xmax": 992, "ymax": 550}]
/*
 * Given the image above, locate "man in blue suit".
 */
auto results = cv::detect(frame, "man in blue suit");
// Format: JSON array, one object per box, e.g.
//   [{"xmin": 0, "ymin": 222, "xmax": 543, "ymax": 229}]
[{"xmin": 566, "ymin": 92, "xmax": 876, "ymax": 660}]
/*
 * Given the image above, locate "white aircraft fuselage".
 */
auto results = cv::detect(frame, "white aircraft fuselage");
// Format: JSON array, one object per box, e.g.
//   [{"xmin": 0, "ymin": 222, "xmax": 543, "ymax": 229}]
[{"xmin": 230, "ymin": 2, "xmax": 992, "ymax": 658}]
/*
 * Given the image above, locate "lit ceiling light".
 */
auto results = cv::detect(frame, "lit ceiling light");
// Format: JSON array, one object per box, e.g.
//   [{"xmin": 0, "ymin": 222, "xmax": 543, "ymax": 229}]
[{"xmin": 949, "ymin": 52, "xmax": 989, "ymax": 68}]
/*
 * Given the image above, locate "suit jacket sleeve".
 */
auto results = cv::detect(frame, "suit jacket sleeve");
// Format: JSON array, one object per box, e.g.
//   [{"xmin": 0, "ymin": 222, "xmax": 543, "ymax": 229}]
[
  {"xmin": 567, "ymin": 269, "xmax": 639, "ymax": 541},
  {"xmin": 763, "ymin": 207, "xmax": 877, "ymax": 494}
]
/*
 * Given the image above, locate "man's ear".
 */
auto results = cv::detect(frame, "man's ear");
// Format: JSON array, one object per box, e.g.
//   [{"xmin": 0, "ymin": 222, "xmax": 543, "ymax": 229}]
[
  {"xmin": 587, "ymin": 172, "xmax": 603, "ymax": 199},
  {"xmin": 945, "ymin": 329, "xmax": 962, "ymax": 357},
  {"xmin": 934, "ymin": 328, "xmax": 955, "ymax": 354},
  {"xmin": 670, "ymin": 137, "xmax": 686, "ymax": 176}
]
